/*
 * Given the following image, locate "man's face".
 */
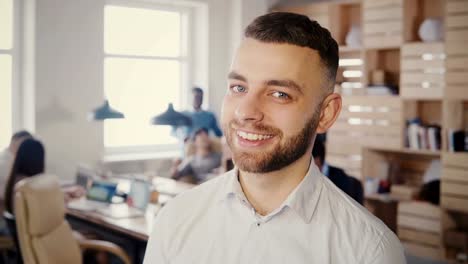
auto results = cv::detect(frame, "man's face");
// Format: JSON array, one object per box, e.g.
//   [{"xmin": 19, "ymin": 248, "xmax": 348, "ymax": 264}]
[
  {"xmin": 222, "ymin": 38, "xmax": 326, "ymax": 173},
  {"xmin": 193, "ymin": 92, "xmax": 203, "ymax": 109},
  {"xmin": 194, "ymin": 130, "xmax": 210, "ymax": 149}
]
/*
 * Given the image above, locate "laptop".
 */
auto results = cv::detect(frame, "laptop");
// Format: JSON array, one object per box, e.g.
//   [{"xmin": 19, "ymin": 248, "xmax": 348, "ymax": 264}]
[
  {"xmin": 96, "ymin": 179, "xmax": 151, "ymax": 219},
  {"xmin": 68, "ymin": 181, "xmax": 118, "ymax": 211}
]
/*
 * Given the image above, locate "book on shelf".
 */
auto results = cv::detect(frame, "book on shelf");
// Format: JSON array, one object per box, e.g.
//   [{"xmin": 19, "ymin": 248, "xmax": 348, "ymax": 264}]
[
  {"xmin": 406, "ymin": 121, "xmax": 441, "ymax": 152},
  {"xmin": 448, "ymin": 129, "xmax": 466, "ymax": 152}
]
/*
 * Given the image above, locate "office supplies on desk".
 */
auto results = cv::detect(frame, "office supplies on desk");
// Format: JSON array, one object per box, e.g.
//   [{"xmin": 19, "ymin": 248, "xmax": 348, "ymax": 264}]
[
  {"xmin": 97, "ymin": 179, "xmax": 151, "ymax": 219},
  {"xmin": 68, "ymin": 181, "xmax": 118, "ymax": 211}
]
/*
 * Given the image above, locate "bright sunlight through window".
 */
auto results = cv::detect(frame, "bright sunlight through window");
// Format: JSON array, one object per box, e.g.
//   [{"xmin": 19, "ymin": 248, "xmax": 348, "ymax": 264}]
[
  {"xmin": 104, "ymin": 5, "xmax": 187, "ymax": 149},
  {"xmin": 0, "ymin": 0, "xmax": 13, "ymax": 149}
]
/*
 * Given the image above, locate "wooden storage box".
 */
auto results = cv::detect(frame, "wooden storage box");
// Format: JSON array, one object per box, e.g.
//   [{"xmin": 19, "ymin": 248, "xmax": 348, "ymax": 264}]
[
  {"xmin": 401, "ymin": 43, "xmax": 445, "ymax": 99},
  {"xmin": 363, "ymin": 0, "xmax": 404, "ymax": 48},
  {"xmin": 398, "ymin": 201, "xmax": 445, "ymax": 260},
  {"xmin": 327, "ymin": 96, "xmax": 402, "ymax": 178},
  {"xmin": 445, "ymin": 0, "xmax": 468, "ymax": 100},
  {"xmin": 441, "ymin": 153, "xmax": 468, "ymax": 213}
]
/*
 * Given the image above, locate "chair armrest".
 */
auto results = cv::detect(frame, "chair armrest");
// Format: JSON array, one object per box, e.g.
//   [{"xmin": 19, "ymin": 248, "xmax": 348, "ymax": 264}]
[{"xmin": 77, "ymin": 239, "xmax": 131, "ymax": 264}]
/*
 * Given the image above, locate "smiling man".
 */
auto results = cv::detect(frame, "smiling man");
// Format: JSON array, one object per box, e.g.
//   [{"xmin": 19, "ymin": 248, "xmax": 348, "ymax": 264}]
[{"xmin": 144, "ymin": 12, "xmax": 405, "ymax": 264}]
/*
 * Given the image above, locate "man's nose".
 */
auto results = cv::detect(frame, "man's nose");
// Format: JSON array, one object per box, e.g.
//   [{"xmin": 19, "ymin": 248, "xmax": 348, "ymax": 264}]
[{"xmin": 234, "ymin": 93, "xmax": 264, "ymax": 123}]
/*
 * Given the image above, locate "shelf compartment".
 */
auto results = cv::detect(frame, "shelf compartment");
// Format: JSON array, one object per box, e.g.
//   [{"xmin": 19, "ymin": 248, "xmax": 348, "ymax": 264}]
[
  {"xmin": 445, "ymin": 0, "xmax": 468, "ymax": 100},
  {"xmin": 401, "ymin": 42, "xmax": 445, "ymax": 99},
  {"xmin": 441, "ymin": 152, "xmax": 468, "ymax": 213},
  {"xmin": 363, "ymin": 0, "xmax": 406, "ymax": 48}
]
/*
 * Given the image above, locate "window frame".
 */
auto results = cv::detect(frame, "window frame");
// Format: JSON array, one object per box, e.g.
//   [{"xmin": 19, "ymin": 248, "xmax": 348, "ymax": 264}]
[
  {"xmin": 0, "ymin": 0, "xmax": 21, "ymax": 149},
  {"xmin": 103, "ymin": 0, "xmax": 197, "ymax": 158}
]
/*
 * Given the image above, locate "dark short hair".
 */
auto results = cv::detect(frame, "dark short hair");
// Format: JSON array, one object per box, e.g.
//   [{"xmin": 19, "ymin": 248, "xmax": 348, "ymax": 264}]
[
  {"xmin": 244, "ymin": 12, "xmax": 339, "ymax": 92},
  {"xmin": 11, "ymin": 130, "xmax": 32, "ymax": 141},
  {"xmin": 192, "ymin": 87, "xmax": 203, "ymax": 95}
]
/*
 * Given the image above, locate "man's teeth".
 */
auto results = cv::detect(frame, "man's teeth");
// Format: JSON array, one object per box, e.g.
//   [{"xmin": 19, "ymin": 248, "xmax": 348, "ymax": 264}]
[{"xmin": 237, "ymin": 131, "xmax": 273, "ymax": 141}]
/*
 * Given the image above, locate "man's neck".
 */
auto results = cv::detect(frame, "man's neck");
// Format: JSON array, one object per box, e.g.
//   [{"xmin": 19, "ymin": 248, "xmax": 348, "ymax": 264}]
[{"xmin": 238, "ymin": 152, "xmax": 312, "ymax": 216}]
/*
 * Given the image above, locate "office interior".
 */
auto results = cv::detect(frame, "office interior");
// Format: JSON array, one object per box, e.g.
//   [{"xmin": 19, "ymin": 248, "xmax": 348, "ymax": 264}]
[{"xmin": 0, "ymin": 0, "xmax": 467, "ymax": 263}]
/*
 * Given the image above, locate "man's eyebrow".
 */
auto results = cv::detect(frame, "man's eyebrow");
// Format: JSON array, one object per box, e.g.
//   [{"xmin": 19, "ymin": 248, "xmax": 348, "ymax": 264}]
[
  {"xmin": 266, "ymin": 79, "xmax": 304, "ymax": 94},
  {"xmin": 228, "ymin": 71, "xmax": 247, "ymax": 82}
]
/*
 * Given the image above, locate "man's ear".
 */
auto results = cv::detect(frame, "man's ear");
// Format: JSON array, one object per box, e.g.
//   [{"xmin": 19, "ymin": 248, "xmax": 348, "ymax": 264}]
[{"xmin": 316, "ymin": 93, "xmax": 342, "ymax": 134}]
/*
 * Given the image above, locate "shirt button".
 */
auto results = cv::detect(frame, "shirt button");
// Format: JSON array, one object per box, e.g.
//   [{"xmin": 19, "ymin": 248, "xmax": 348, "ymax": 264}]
[{"xmin": 256, "ymin": 222, "xmax": 260, "ymax": 227}]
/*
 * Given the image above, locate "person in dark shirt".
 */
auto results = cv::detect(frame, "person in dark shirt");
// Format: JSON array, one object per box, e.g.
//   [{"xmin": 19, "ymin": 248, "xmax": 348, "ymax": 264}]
[{"xmin": 312, "ymin": 137, "xmax": 363, "ymax": 204}]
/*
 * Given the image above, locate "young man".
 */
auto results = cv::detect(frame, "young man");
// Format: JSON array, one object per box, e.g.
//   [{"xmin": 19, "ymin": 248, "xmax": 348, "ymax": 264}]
[
  {"xmin": 182, "ymin": 87, "xmax": 223, "ymax": 139},
  {"xmin": 144, "ymin": 12, "xmax": 405, "ymax": 263}
]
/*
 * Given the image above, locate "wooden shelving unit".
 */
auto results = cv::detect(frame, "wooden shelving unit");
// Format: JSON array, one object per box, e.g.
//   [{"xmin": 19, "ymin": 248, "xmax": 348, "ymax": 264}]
[
  {"xmin": 401, "ymin": 42, "xmax": 445, "ymax": 99},
  {"xmin": 445, "ymin": 0, "xmax": 468, "ymax": 100},
  {"xmin": 272, "ymin": 0, "xmax": 467, "ymax": 261}
]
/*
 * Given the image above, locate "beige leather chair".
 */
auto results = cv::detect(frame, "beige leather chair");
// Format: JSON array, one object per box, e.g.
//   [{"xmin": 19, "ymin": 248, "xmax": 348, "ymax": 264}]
[{"xmin": 13, "ymin": 174, "xmax": 131, "ymax": 264}]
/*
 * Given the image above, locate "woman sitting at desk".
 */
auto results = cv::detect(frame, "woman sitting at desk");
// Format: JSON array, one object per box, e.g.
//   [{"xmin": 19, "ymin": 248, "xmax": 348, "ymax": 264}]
[
  {"xmin": 171, "ymin": 128, "xmax": 222, "ymax": 184},
  {"xmin": 4, "ymin": 138, "xmax": 84, "ymax": 214},
  {"xmin": 4, "ymin": 138, "xmax": 46, "ymax": 214}
]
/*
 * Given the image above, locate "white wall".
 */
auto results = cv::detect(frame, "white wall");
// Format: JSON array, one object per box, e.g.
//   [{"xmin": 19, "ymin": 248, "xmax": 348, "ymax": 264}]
[{"xmin": 24, "ymin": 0, "xmax": 269, "ymax": 180}]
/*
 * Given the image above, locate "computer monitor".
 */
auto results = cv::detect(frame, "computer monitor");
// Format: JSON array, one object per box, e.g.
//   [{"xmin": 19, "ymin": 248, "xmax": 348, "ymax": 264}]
[{"xmin": 128, "ymin": 179, "xmax": 151, "ymax": 210}]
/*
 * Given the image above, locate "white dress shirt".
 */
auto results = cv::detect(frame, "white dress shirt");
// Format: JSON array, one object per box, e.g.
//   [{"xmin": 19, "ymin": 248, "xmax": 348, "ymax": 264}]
[{"xmin": 144, "ymin": 162, "xmax": 405, "ymax": 264}]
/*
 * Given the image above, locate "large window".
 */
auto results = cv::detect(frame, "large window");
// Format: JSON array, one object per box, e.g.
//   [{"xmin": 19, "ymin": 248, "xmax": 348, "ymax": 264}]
[
  {"xmin": 103, "ymin": 3, "xmax": 190, "ymax": 152},
  {"xmin": 0, "ymin": 0, "xmax": 14, "ymax": 149}
]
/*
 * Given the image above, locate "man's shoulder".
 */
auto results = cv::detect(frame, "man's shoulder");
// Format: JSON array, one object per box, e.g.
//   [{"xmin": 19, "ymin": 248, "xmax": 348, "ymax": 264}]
[
  {"xmin": 320, "ymin": 177, "xmax": 390, "ymax": 236},
  {"xmin": 158, "ymin": 173, "xmax": 230, "ymax": 217},
  {"xmin": 318, "ymin": 177, "xmax": 403, "ymax": 261}
]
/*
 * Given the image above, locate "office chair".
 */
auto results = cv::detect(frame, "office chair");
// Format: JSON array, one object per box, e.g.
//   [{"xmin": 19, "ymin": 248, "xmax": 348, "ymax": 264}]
[
  {"xmin": 13, "ymin": 173, "xmax": 131, "ymax": 264},
  {"xmin": 3, "ymin": 211, "xmax": 22, "ymax": 263}
]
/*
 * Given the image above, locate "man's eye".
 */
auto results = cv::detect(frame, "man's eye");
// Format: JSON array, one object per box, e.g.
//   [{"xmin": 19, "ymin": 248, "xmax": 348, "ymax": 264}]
[
  {"xmin": 232, "ymin": 85, "xmax": 246, "ymax": 93},
  {"xmin": 272, "ymin": 91, "xmax": 290, "ymax": 99}
]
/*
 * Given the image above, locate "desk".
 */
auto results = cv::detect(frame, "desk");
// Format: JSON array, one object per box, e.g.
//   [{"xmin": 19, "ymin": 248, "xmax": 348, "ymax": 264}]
[{"xmin": 67, "ymin": 176, "xmax": 194, "ymax": 263}]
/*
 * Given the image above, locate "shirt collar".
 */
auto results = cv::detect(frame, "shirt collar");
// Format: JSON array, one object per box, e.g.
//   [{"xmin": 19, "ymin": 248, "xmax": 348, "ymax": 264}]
[{"xmin": 219, "ymin": 161, "xmax": 323, "ymax": 224}]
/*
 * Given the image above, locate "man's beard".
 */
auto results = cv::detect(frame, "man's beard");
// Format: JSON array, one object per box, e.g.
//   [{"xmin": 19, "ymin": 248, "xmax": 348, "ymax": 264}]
[{"xmin": 224, "ymin": 108, "xmax": 321, "ymax": 173}]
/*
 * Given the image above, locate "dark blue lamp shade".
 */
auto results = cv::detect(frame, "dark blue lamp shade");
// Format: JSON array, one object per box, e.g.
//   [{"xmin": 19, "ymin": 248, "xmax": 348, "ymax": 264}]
[
  {"xmin": 90, "ymin": 100, "xmax": 124, "ymax": 120},
  {"xmin": 151, "ymin": 103, "xmax": 191, "ymax": 127}
]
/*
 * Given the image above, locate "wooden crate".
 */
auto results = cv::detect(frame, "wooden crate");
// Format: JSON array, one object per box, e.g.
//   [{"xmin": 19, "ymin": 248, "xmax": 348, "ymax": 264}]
[
  {"xmin": 441, "ymin": 152, "xmax": 468, "ymax": 213},
  {"xmin": 337, "ymin": 49, "xmax": 364, "ymax": 96},
  {"xmin": 401, "ymin": 43, "xmax": 445, "ymax": 99},
  {"xmin": 363, "ymin": 0, "xmax": 404, "ymax": 48},
  {"xmin": 445, "ymin": 0, "xmax": 468, "ymax": 100},
  {"xmin": 327, "ymin": 96, "xmax": 402, "ymax": 179},
  {"xmin": 398, "ymin": 201, "xmax": 446, "ymax": 260}
]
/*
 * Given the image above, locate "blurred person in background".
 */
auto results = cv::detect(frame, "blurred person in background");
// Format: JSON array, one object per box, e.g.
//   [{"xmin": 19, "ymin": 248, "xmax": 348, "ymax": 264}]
[
  {"xmin": 171, "ymin": 128, "xmax": 222, "ymax": 184},
  {"xmin": 0, "ymin": 131, "xmax": 32, "ymax": 203},
  {"xmin": 312, "ymin": 137, "xmax": 363, "ymax": 204},
  {"xmin": 179, "ymin": 87, "xmax": 223, "ymax": 141},
  {"xmin": 4, "ymin": 138, "xmax": 85, "ymax": 214},
  {"xmin": 4, "ymin": 138, "xmax": 46, "ymax": 214}
]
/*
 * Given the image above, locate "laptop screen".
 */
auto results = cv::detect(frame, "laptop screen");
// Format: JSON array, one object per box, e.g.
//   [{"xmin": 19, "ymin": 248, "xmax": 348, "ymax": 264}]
[
  {"xmin": 87, "ymin": 181, "xmax": 117, "ymax": 203},
  {"xmin": 129, "ymin": 180, "xmax": 150, "ymax": 210}
]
